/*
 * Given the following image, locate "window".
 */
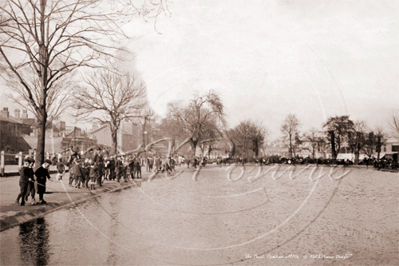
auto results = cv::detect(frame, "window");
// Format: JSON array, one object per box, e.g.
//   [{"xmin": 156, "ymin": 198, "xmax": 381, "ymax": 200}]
[
  {"xmin": 392, "ymin": 146, "xmax": 399, "ymax": 152},
  {"xmin": 384, "ymin": 145, "xmax": 386, "ymax": 152}
]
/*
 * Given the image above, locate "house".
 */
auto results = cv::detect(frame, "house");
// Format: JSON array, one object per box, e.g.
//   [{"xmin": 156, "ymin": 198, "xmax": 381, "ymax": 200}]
[
  {"xmin": 381, "ymin": 137, "xmax": 399, "ymax": 162},
  {"xmin": 194, "ymin": 139, "xmax": 231, "ymax": 158},
  {"xmin": 89, "ymin": 122, "xmax": 139, "ymax": 153},
  {"xmin": 61, "ymin": 126, "xmax": 97, "ymax": 153},
  {"xmin": 1, "ymin": 107, "xmax": 98, "ymax": 159},
  {"xmin": 0, "ymin": 107, "xmax": 32, "ymax": 163},
  {"xmin": 298, "ymin": 136, "xmax": 328, "ymax": 159}
]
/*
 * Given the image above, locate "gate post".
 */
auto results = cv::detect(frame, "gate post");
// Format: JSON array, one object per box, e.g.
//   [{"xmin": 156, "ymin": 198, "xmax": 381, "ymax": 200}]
[
  {"xmin": 18, "ymin": 151, "xmax": 22, "ymax": 169},
  {"xmin": 0, "ymin": 151, "xmax": 4, "ymax": 177}
]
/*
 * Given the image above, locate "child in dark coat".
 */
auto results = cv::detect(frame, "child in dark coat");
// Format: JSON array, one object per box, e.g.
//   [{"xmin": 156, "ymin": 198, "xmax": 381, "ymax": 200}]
[
  {"xmin": 89, "ymin": 161, "xmax": 98, "ymax": 190},
  {"xmin": 16, "ymin": 159, "xmax": 32, "ymax": 206},
  {"xmin": 56, "ymin": 158, "xmax": 65, "ymax": 180},
  {"xmin": 82, "ymin": 159, "xmax": 90, "ymax": 188},
  {"xmin": 25, "ymin": 159, "xmax": 36, "ymax": 204},
  {"xmin": 72, "ymin": 159, "xmax": 83, "ymax": 189},
  {"xmin": 34, "ymin": 159, "xmax": 52, "ymax": 204}
]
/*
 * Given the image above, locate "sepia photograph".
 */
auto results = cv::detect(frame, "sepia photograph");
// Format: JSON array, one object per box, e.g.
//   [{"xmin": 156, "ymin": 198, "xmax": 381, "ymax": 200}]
[{"xmin": 0, "ymin": 0, "xmax": 398, "ymax": 265}]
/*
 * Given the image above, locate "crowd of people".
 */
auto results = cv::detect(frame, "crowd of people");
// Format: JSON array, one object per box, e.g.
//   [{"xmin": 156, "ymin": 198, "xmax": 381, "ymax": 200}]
[
  {"xmin": 66, "ymin": 147, "xmax": 188, "ymax": 189},
  {"xmin": 15, "ymin": 146, "xmax": 398, "ymax": 207},
  {"xmin": 15, "ymin": 146, "xmax": 186, "ymax": 206},
  {"xmin": 373, "ymin": 158, "xmax": 399, "ymax": 171}
]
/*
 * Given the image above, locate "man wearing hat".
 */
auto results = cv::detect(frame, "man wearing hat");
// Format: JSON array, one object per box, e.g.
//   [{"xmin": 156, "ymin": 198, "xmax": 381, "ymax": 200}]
[
  {"xmin": 93, "ymin": 147, "xmax": 104, "ymax": 186},
  {"xmin": 134, "ymin": 155, "xmax": 142, "ymax": 179},
  {"xmin": 72, "ymin": 158, "xmax": 84, "ymax": 188},
  {"xmin": 34, "ymin": 159, "xmax": 52, "ymax": 204},
  {"xmin": 115, "ymin": 156, "xmax": 123, "ymax": 182},
  {"xmin": 68, "ymin": 147, "xmax": 81, "ymax": 187}
]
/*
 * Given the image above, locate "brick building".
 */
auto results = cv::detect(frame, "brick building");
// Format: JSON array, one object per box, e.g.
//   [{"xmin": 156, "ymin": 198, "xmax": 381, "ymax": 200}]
[{"xmin": 0, "ymin": 107, "xmax": 32, "ymax": 163}]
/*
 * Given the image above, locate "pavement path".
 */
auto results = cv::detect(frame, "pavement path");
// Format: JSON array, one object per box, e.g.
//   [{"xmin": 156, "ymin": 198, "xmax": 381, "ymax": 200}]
[{"xmin": 0, "ymin": 168, "xmax": 152, "ymax": 232}]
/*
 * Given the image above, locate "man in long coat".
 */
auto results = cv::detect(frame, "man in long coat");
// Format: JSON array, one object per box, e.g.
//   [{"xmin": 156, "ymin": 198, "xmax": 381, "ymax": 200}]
[{"xmin": 34, "ymin": 159, "xmax": 52, "ymax": 204}]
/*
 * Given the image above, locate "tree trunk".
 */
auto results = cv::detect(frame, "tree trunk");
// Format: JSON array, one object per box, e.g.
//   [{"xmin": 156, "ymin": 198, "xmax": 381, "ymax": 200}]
[
  {"xmin": 376, "ymin": 136, "xmax": 381, "ymax": 160},
  {"xmin": 34, "ymin": 0, "xmax": 48, "ymax": 169},
  {"xmin": 191, "ymin": 138, "xmax": 198, "ymax": 157},
  {"xmin": 142, "ymin": 116, "xmax": 147, "ymax": 146},
  {"xmin": 330, "ymin": 131, "xmax": 336, "ymax": 160},
  {"xmin": 111, "ymin": 130, "xmax": 118, "ymax": 155},
  {"xmin": 354, "ymin": 150, "xmax": 360, "ymax": 164},
  {"xmin": 254, "ymin": 140, "xmax": 259, "ymax": 158},
  {"xmin": 289, "ymin": 134, "xmax": 293, "ymax": 158},
  {"xmin": 35, "ymin": 116, "xmax": 46, "ymax": 169}
]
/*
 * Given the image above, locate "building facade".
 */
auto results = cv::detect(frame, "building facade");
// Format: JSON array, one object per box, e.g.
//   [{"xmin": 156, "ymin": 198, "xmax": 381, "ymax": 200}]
[
  {"xmin": 89, "ymin": 122, "xmax": 140, "ymax": 153},
  {"xmin": 0, "ymin": 108, "xmax": 32, "ymax": 162}
]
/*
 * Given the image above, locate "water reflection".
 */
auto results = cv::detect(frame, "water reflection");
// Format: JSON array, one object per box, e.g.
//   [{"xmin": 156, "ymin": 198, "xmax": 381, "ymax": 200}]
[{"xmin": 19, "ymin": 218, "xmax": 50, "ymax": 266}]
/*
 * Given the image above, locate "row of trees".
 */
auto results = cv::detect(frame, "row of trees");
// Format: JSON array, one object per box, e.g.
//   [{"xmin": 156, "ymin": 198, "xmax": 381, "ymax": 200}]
[
  {"xmin": 280, "ymin": 113, "xmax": 397, "ymax": 164},
  {"xmin": 153, "ymin": 91, "xmax": 268, "ymax": 159},
  {"xmin": 0, "ymin": 0, "xmax": 170, "ymax": 166}
]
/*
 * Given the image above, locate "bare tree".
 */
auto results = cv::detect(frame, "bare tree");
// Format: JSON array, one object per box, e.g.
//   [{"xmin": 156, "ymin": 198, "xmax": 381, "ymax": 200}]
[
  {"xmin": 135, "ymin": 107, "xmax": 157, "ymax": 148},
  {"xmin": 167, "ymin": 90, "xmax": 225, "ymax": 156},
  {"xmin": 5, "ymin": 69, "xmax": 71, "ymax": 126},
  {"xmin": 304, "ymin": 128, "xmax": 319, "ymax": 158},
  {"xmin": 362, "ymin": 127, "xmax": 387, "ymax": 160},
  {"xmin": 225, "ymin": 129, "xmax": 237, "ymax": 157},
  {"xmin": 389, "ymin": 113, "xmax": 399, "ymax": 139},
  {"xmin": 198, "ymin": 122, "xmax": 222, "ymax": 157},
  {"xmin": 280, "ymin": 114, "xmax": 300, "ymax": 158},
  {"xmin": 323, "ymin": 115, "xmax": 354, "ymax": 160},
  {"xmin": 348, "ymin": 120, "xmax": 368, "ymax": 164},
  {"xmin": 71, "ymin": 70, "xmax": 147, "ymax": 154},
  {"xmin": 231, "ymin": 120, "xmax": 268, "ymax": 159},
  {"xmin": 0, "ymin": 0, "xmax": 168, "ymax": 166},
  {"xmin": 157, "ymin": 116, "xmax": 187, "ymax": 142},
  {"xmin": 374, "ymin": 126, "xmax": 387, "ymax": 160}
]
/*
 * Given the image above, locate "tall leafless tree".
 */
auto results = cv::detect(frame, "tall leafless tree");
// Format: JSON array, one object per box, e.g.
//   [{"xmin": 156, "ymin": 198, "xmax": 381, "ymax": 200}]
[
  {"xmin": 374, "ymin": 126, "xmax": 387, "ymax": 160},
  {"xmin": 136, "ymin": 106, "xmax": 157, "ymax": 149},
  {"xmin": 304, "ymin": 127, "xmax": 319, "ymax": 158},
  {"xmin": 71, "ymin": 70, "xmax": 147, "ymax": 154},
  {"xmin": 231, "ymin": 120, "xmax": 268, "ymax": 159},
  {"xmin": 348, "ymin": 120, "xmax": 368, "ymax": 164},
  {"xmin": 167, "ymin": 90, "xmax": 225, "ymax": 156},
  {"xmin": 5, "ymin": 69, "xmax": 71, "ymax": 126},
  {"xmin": 389, "ymin": 113, "xmax": 399, "ymax": 139},
  {"xmin": 280, "ymin": 114, "xmax": 300, "ymax": 158},
  {"xmin": 197, "ymin": 122, "xmax": 222, "ymax": 157},
  {"xmin": 0, "ymin": 0, "xmax": 169, "ymax": 166}
]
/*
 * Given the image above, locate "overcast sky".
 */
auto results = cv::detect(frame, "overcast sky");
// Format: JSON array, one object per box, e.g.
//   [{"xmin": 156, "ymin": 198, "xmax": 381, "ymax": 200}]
[{"xmin": 1, "ymin": 0, "xmax": 398, "ymax": 140}]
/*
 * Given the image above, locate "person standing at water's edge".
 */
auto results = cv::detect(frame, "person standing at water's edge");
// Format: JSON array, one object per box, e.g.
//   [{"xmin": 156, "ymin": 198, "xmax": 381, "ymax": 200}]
[
  {"xmin": 93, "ymin": 147, "xmax": 104, "ymax": 186},
  {"xmin": 16, "ymin": 159, "xmax": 32, "ymax": 206},
  {"xmin": 34, "ymin": 159, "xmax": 52, "ymax": 204},
  {"xmin": 25, "ymin": 158, "xmax": 36, "ymax": 204}
]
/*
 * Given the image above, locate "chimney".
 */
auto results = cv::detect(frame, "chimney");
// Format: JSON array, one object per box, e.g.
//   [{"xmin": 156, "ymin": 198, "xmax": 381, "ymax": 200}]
[
  {"xmin": 14, "ymin": 109, "xmax": 20, "ymax": 119},
  {"xmin": 21, "ymin": 109, "xmax": 28, "ymax": 119},
  {"xmin": 0, "ymin": 107, "xmax": 9, "ymax": 118}
]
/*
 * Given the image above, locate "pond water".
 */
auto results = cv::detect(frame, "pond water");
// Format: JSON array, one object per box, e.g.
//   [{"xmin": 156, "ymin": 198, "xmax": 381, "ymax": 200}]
[{"xmin": 1, "ymin": 165, "xmax": 398, "ymax": 265}]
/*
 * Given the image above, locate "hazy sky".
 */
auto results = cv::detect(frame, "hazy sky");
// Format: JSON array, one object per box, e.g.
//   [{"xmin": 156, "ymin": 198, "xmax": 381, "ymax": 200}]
[{"xmin": 1, "ymin": 0, "xmax": 398, "ymax": 139}]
